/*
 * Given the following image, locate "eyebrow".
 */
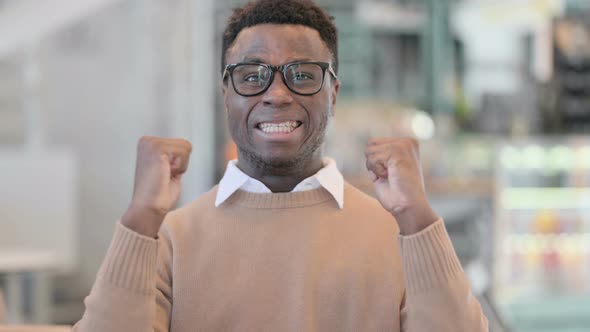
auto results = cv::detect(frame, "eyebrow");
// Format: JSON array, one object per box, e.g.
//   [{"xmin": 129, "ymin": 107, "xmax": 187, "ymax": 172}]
[
  {"xmin": 240, "ymin": 56, "xmax": 266, "ymax": 63},
  {"xmin": 239, "ymin": 56, "xmax": 315, "ymax": 64}
]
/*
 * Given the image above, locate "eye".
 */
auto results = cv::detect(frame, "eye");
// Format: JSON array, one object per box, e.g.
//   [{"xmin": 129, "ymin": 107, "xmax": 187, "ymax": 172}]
[
  {"xmin": 243, "ymin": 74, "xmax": 262, "ymax": 82},
  {"xmin": 287, "ymin": 64, "xmax": 318, "ymax": 84},
  {"xmin": 292, "ymin": 72, "xmax": 313, "ymax": 81},
  {"xmin": 242, "ymin": 68, "xmax": 270, "ymax": 85}
]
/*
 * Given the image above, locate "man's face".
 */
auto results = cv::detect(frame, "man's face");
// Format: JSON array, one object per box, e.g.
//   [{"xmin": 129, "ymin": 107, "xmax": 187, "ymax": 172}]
[{"xmin": 223, "ymin": 24, "xmax": 340, "ymax": 171}]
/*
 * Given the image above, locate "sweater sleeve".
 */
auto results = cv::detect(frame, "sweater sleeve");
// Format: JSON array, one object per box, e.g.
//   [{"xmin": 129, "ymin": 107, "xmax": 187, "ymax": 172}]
[
  {"xmin": 398, "ymin": 219, "xmax": 488, "ymax": 331},
  {"xmin": 0, "ymin": 288, "xmax": 6, "ymax": 323},
  {"xmin": 73, "ymin": 221, "xmax": 173, "ymax": 332}
]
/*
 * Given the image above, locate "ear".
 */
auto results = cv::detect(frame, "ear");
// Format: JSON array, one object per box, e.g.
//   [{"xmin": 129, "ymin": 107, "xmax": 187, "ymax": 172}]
[
  {"xmin": 221, "ymin": 83, "xmax": 227, "ymax": 98},
  {"xmin": 221, "ymin": 81, "xmax": 230, "ymax": 114},
  {"xmin": 329, "ymin": 79, "xmax": 340, "ymax": 116}
]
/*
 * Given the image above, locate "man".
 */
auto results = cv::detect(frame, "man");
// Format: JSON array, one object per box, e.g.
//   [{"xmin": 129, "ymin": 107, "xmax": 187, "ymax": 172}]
[{"xmin": 74, "ymin": 0, "xmax": 488, "ymax": 331}]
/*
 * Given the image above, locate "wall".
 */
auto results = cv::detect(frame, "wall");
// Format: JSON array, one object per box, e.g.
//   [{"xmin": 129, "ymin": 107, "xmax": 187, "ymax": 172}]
[{"xmin": 3, "ymin": 0, "xmax": 217, "ymax": 309}]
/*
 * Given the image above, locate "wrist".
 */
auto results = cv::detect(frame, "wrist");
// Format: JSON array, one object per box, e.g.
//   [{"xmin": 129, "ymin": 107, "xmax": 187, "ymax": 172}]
[
  {"xmin": 393, "ymin": 202, "xmax": 438, "ymax": 236},
  {"xmin": 121, "ymin": 205, "xmax": 166, "ymax": 238}
]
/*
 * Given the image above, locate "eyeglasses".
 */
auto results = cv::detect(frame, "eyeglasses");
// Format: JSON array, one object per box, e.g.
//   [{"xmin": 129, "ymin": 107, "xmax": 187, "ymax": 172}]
[{"xmin": 222, "ymin": 61, "xmax": 338, "ymax": 97}]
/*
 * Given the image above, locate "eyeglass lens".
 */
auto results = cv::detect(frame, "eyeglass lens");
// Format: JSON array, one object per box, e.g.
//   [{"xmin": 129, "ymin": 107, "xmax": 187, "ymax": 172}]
[{"xmin": 231, "ymin": 63, "xmax": 324, "ymax": 95}]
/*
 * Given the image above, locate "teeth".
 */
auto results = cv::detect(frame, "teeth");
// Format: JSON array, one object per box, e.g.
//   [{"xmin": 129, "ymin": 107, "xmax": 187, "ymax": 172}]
[{"xmin": 259, "ymin": 121, "xmax": 300, "ymax": 134}]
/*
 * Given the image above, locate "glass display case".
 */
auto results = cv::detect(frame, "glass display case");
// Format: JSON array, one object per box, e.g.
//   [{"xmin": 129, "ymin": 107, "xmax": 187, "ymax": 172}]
[{"xmin": 494, "ymin": 137, "xmax": 590, "ymax": 332}]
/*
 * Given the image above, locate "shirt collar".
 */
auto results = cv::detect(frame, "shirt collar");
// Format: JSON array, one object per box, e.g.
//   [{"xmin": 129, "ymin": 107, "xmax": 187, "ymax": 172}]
[{"xmin": 215, "ymin": 158, "xmax": 344, "ymax": 209}]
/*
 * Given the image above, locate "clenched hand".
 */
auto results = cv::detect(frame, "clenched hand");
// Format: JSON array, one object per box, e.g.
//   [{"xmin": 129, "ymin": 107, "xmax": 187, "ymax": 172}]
[
  {"xmin": 365, "ymin": 138, "xmax": 438, "ymax": 235},
  {"xmin": 122, "ymin": 136, "xmax": 192, "ymax": 238}
]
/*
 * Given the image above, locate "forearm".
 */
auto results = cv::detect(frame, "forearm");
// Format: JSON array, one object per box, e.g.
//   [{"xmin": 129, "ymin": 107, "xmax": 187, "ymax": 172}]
[
  {"xmin": 0, "ymin": 289, "xmax": 5, "ymax": 323},
  {"xmin": 393, "ymin": 199, "xmax": 439, "ymax": 235},
  {"xmin": 399, "ymin": 219, "xmax": 488, "ymax": 331},
  {"xmin": 73, "ymin": 222, "xmax": 164, "ymax": 332}
]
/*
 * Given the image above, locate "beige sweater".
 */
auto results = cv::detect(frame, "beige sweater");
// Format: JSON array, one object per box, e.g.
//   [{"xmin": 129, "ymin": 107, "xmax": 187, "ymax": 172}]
[
  {"xmin": 0, "ymin": 289, "xmax": 5, "ymax": 324},
  {"xmin": 74, "ymin": 183, "xmax": 488, "ymax": 331}
]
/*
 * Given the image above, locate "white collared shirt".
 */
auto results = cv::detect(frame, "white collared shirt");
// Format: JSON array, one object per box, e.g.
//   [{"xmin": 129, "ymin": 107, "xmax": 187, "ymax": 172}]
[{"xmin": 215, "ymin": 157, "xmax": 344, "ymax": 209}]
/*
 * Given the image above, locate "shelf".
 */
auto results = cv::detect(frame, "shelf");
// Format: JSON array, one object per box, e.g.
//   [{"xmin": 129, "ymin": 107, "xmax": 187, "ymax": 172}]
[
  {"xmin": 501, "ymin": 187, "xmax": 590, "ymax": 209},
  {"xmin": 500, "ymin": 144, "xmax": 590, "ymax": 171},
  {"xmin": 498, "ymin": 295, "xmax": 590, "ymax": 332},
  {"xmin": 502, "ymin": 233, "xmax": 590, "ymax": 255}
]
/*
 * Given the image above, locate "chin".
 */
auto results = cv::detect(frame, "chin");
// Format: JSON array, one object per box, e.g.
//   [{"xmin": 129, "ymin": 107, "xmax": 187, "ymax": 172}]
[
  {"xmin": 243, "ymin": 148, "xmax": 304, "ymax": 171},
  {"xmin": 261, "ymin": 153, "xmax": 301, "ymax": 168}
]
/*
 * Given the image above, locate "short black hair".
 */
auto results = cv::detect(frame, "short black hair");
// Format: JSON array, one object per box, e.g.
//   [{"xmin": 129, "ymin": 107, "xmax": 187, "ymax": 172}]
[{"xmin": 221, "ymin": 0, "xmax": 338, "ymax": 75}]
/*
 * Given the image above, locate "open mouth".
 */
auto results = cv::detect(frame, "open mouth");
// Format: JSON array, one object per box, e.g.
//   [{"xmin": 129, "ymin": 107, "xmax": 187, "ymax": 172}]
[{"xmin": 256, "ymin": 120, "xmax": 303, "ymax": 134}]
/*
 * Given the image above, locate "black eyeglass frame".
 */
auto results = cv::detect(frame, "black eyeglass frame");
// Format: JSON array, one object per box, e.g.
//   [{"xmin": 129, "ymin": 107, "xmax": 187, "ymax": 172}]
[{"xmin": 222, "ymin": 61, "xmax": 338, "ymax": 97}]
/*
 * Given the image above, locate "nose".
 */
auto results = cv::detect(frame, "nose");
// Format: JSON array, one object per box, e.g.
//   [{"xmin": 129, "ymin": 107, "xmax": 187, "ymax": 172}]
[{"xmin": 262, "ymin": 71, "xmax": 293, "ymax": 107}]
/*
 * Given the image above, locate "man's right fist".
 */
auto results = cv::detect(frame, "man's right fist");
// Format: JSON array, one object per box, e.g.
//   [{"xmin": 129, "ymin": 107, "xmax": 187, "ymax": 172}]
[{"xmin": 122, "ymin": 136, "xmax": 192, "ymax": 238}]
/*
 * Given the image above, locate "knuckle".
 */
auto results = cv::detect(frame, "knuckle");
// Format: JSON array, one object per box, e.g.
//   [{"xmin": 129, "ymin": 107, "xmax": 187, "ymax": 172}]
[
  {"xmin": 138, "ymin": 136, "xmax": 150, "ymax": 146},
  {"xmin": 406, "ymin": 137, "xmax": 419, "ymax": 148},
  {"xmin": 184, "ymin": 140, "xmax": 193, "ymax": 153},
  {"xmin": 138, "ymin": 136, "xmax": 156, "ymax": 152},
  {"xmin": 392, "ymin": 158, "xmax": 406, "ymax": 167},
  {"xmin": 366, "ymin": 152, "xmax": 378, "ymax": 163},
  {"xmin": 367, "ymin": 138, "xmax": 379, "ymax": 146},
  {"xmin": 173, "ymin": 138, "xmax": 192, "ymax": 153}
]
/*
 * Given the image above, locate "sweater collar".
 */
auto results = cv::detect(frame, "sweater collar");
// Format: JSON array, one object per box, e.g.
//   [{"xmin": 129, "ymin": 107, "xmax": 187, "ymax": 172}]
[
  {"xmin": 223, "ymin": 187, "xmax": 336, "ymax": 209},
  {"xmin": 215, "ymin": 158, "xmax": 344, "ymax": 209}
]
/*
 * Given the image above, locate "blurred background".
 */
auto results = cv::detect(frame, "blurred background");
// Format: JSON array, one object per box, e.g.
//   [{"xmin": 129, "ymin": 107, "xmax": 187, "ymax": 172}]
[{"xmin": 0, "ymin": 0, "xmax": 590, "ymax": 330}]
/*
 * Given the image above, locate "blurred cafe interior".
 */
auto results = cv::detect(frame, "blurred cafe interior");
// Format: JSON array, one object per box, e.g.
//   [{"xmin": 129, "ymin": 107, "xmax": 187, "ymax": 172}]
[{"xmin": 1, "ymin": 0, "xmax": 590, "ymax": 331}]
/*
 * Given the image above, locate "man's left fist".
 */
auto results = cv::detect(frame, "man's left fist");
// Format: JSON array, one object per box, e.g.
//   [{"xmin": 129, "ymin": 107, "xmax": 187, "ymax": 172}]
[{"xmin": 364, "ymin": 137, "xmax": 438, "ymax": 235}]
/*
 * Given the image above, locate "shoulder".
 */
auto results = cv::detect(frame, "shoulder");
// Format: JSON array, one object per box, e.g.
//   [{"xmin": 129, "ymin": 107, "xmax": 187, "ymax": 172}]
[
  {"xmin": 343, "ymin": 182, "xmax": 399, "ymax": 233},
  {"xmin": 343, "ymin": 182, "xmax": 382, "ymax": 210},
  {"xmin": 158, "ymin": 185, "xmax": 219, "ymax": 241}
]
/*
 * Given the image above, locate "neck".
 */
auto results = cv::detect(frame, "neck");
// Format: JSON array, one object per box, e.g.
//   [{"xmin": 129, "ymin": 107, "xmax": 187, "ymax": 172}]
[{"xmin": 237, "ymin": 153, "xmax": 324, "ymax": 193}]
